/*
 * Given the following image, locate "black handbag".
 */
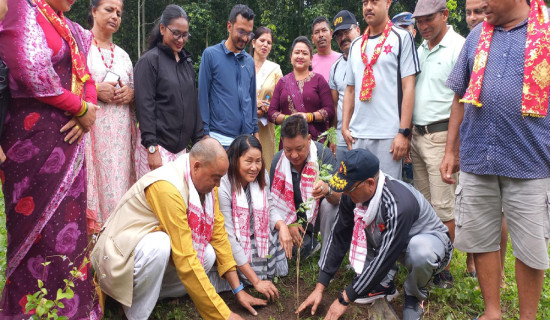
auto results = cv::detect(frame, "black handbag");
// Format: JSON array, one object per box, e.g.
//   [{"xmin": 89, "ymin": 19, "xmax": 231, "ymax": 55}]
[{"xmin": 0, "ymin": 59, "xmax": 9, "ymax": 140}]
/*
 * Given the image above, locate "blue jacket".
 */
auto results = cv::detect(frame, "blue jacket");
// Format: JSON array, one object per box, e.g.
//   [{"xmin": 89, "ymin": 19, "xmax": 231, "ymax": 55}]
[{"xmin": 198, "ymin": 40, "xmax": 258, "ymax": 137}]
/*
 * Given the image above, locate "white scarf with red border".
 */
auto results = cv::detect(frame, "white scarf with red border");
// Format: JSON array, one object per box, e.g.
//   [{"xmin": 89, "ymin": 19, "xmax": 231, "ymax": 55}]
[
  {"xmin": 183, "ymin": 154, "xmax": 215, "ymax": 265},
  {"xmin": 350, "ymin": 171, "xmax": 385, "ymax": 274},
  {"xmin": 270, "ymin": 142, "xmax": 319, "ymax": 225},
  {"xmin": 232, "ymin": 181, "xmax": 270, "ymax": 260}
]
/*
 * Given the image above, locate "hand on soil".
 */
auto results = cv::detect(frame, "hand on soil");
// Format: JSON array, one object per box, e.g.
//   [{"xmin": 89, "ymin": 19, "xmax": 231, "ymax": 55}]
[
  {"xmin": 254, "ymin": 280, "xmax": 279, "ymax": 301},
  {"xmin": 296, "ymin": 288, "xmax": 323, "ymax": 315},
  {"xmin": 236, "ymin": 290, "xmax": 267, "ymax": 316}
]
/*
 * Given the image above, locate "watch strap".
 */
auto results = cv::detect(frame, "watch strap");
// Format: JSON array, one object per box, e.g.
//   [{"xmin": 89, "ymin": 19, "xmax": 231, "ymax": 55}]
[{"xmin": 338, "ymin": 290, "xmax": 350, "ymax": 306}]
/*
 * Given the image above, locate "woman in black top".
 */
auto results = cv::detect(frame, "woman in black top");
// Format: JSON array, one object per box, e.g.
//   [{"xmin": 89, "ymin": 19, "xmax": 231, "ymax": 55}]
[{"xmin": 134, "ymin": 4, "xmax": 203, "ymax": 178}]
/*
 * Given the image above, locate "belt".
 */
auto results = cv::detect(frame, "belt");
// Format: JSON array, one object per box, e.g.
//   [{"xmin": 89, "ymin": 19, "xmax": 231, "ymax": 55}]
[{"xmin": 414, "ymin": 120, "xmax": 449, "ymax": 135}]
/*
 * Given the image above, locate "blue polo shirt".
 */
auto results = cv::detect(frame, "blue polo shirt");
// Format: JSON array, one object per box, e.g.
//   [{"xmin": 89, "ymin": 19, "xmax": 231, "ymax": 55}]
[
  {"xmin": 446, "ymin": 19, "xmax": 550, "ymax": 179},
  {"xmin": 198, "ymin": 40, "xmax": 258, "ymax": 140}
]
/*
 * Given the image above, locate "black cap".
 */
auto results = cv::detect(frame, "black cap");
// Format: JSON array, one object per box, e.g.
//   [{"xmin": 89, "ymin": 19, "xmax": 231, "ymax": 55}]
[
  {"xmin": 332, "ymin": 10, "xmax": 358, "ymax": 34},
  {"xmin": 329, "ymin": 149, "xmax": 379, "ymax": 192}
]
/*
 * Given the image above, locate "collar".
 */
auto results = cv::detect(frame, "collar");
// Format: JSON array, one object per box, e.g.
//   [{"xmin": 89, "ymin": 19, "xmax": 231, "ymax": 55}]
[
  {"xmin": 494, "ymin": 17, "xmax": 529, "ymax": 32},
  {"xmin": 220, "ymin": 40, "xmax": 245, "ymax": 56},
  {"xmin": 157, "ymin": 42, "xmax": 191, "ymax": 62},
  {"xmin": 421, "ymin": 25, "xmax": 455, "ymax": 50}
]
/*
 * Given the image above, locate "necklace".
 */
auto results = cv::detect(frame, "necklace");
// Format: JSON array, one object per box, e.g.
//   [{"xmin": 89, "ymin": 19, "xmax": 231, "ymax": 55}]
[{"xmin": 92, "ymin": 33, "xmax": 115, "ymax": 71}]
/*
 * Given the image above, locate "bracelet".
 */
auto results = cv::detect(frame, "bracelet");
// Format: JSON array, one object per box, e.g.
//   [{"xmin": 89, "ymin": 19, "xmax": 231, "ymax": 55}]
[
  {"xmin": 306, "ymin": 113, "xmax": 313, "ymax": 123},
  {"xmin": 76, "ymin": 100, "xmax": 88, "ymax": 117},
  {"xmin": 312, "ymin": 112, "xmax": 316, "ymax": 122},
  {"xmin": 232, "ymin": 282, "xmax": 244, "ymax": 295}
]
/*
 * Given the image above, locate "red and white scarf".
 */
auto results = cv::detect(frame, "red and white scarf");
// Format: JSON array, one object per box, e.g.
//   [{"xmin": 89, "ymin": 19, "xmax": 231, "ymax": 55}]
[
  {"xmin": 183, "ymin": 154, "xmax": 215, "ymax": 265},
  {"xmin": 350, "ymin": 171, "xmax": 385, "ymax": 274},
  {"xmin": 359, "ymin": 20, "xmax": 393, "ymax": 101},
  {"xmin": 232, "ymin": 181, "xmax": 270, "ymax": 260},
  {"xmin": 271, "ymin": 142, "xmax": 319, "ymax": 225},
  {"xmin": 460, "ymin": 0, "xmax": 550, "ymax": 117}
]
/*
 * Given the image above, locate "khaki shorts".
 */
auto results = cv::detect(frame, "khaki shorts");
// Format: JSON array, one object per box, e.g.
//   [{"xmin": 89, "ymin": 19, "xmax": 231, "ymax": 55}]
[
  {"xmin": 454, "ymin": 171, "xmax": 550, "ymax": 270},
  {"xmin": 411, "ymin": 129, "xmax": 456, "ymax": 222}
]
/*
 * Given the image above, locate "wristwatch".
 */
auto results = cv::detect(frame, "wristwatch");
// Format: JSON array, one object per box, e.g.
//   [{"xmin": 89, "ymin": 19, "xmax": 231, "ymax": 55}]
[
  {"xmin": 338, "ymin": 290, "xmax": 350, "ymax": 306},
  {"xmin": 148, "ymin": 145, "xmax": 158, "ymax": 154},
  {"xmin": 398, "ymin": 128, "xmax": 411, "ymax": 138}
]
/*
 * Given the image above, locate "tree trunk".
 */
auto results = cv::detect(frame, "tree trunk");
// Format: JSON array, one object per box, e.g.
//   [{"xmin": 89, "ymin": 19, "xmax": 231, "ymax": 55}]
[{"xmin": 141, "ymin": 0, "xmax": 146, "ymax": 54}]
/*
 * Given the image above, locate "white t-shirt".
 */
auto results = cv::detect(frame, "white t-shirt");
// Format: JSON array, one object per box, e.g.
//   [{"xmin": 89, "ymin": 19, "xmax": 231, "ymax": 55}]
[
  {"xmin": 329, "ymin": 55, "xmax": 349, "ymax": 147},
  {"xmin": 345, "ymin": 26, "xmax": 420, "ymax": 139}
]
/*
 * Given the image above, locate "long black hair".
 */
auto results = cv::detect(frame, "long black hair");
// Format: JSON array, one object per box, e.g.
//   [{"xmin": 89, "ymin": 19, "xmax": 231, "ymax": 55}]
[
  {"xmin": 249, "ymin": 26, "xmax": 273, "ymax": 57},
  {"xmin": 290, "ymin": 36, "xmax": 314, "ymax": 71},
  {"xmin": 226, "ymin": 135, "xmax": 266, "ymax": 194},
  {"xmin": 147, "ymin": 4, "xmax": 188, "ymax": 51},
  {"xmin": 88, "ymin": 0, "xmax": 124, "ymax": 28}
]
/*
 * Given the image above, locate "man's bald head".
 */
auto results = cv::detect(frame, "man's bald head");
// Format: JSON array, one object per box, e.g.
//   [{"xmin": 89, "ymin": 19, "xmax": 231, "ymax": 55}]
[
  {"xmin": 189, "ymin": 138, "xmax": 229, "ymax": 194},
  {"xmin": 189, "ymin": 137, "xmax": 227, "ymax": 164}
]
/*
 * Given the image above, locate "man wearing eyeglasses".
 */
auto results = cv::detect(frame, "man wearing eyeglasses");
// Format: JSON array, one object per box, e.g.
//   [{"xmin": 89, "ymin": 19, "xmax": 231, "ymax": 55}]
[
  {"xmin": 198, "ymin": 4, "xmax": 259, "ymax": 148},
  {"xmin": 297, "ymin": 148, "xmax": 452, "ymax": 320},
  {"xmin": 329, "ymin": 10, "xmax": 361, "ymax": 163}
]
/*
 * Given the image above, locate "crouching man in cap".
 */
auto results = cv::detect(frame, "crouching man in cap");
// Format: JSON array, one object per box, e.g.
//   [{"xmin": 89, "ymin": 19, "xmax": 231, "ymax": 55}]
[
  {"xmin": 92, "ymin": 138, "xmax": 265, "ymax": 320},
  {"xmin": 297, "ymin": 149, "xmax": 453, "ymax": 320}
]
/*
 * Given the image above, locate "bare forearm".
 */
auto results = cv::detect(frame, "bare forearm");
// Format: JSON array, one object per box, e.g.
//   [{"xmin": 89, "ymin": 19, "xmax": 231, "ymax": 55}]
[
  {"xmin": 445, "ymin": 94, "xmax": 464, "ymax": 155},
  {"xmin": 400, "ymin": 76, "xmax": 415, "ymax": 129},
  {"xmin": 341, "ymin": 85, "xmax": 355, "ymax": 130},
  {"xmin": 325, "ymin": 191, "xmax": 341, "ymax": 206},
  {"xmin": 237, "ymin": 263, "xmax": 260, "ymax": 286},
  {"xmin": 224, "ymin": 270, "xmax": 242, "ymax": 289}
]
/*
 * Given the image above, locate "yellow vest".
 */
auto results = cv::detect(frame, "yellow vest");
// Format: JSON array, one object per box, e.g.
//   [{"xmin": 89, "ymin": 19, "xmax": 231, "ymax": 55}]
[{"xmin": 91, "ymin": 156, "xmax": 194, "ymax": 307}]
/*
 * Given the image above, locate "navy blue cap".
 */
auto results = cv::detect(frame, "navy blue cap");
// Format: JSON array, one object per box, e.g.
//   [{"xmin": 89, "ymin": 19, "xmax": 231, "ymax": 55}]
[
  {"xmin": 333, "ymin": 10, "xmax": 358, "ymax": 33},
  {"xmin": 392, "ymin": 12, "xmax": 415, "ymax": 27},
  {"xmin": 329, "ymin": 149, "xmax": 379, "ymax": 192}
]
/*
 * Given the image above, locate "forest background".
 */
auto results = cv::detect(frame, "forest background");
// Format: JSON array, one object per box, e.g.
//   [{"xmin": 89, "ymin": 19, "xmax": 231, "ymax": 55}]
[{"xmin": 66, "ymin": 0, "xmax": 472, "ymax": 75}]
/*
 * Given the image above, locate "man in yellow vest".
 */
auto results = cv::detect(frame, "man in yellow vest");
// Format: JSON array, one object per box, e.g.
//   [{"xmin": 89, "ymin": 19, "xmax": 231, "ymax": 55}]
[{"xmin": 92, "ymin": 138, "xmax": 265, "ymax": 320}]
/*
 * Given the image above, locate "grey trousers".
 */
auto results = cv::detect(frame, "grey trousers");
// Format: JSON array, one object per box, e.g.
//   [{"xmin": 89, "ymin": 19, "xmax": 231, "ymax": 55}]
[
  {"xmin": 318, "ymin": 198, "xmax": 340, "ymax": 267},
  {"xmin": 400, "ymin": 233, "xmax": 452, "ymax": 300},
  {"xmin": 352, "ymin": 138, "xmax": 402, "ymax": 180}
]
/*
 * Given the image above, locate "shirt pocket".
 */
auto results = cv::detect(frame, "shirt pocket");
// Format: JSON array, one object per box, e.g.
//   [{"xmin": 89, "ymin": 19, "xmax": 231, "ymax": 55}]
[{"xmin": 454, "ymin": 185, "xmax": 464, "ymax": 227}]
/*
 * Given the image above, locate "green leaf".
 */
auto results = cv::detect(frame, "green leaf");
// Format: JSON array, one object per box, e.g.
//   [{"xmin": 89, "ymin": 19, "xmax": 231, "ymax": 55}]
[
  {"xmin": 37, "ymin": 279, "xmax": 43, "ymax": 288},
  {"xmin": 36, "ymin": 305, "xmax": 45, "ymax": 317},
  {"xmin": 57, "ymin": 301, "xmax": 65, "ymax": 308},
  {"xmin": 44, "ymin": 300, "xmax": 55, "ymax": 309}
]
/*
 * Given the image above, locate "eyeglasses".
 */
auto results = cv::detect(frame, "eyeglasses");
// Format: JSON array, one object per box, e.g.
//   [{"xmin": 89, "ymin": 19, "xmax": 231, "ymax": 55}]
[
  {"xmin": 167, "ymin": 26, "xmax": 190, "ymax": 40},
  {"xmin": 334, "ymin": 25, "xmax": 356, "ymax": 40},
  {"xmin": 346, "ymin": 180, "xmax": 365, "ymax": 193},
  {"xmin": 236, "ymin": 29, "xmax": 254, "ymax": 40}
]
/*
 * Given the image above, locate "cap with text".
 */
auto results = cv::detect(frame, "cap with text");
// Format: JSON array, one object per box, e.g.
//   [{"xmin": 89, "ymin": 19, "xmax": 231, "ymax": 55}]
[
  {"xmin": 333, "ymin": 10, "xmax": 358, "ymax": 34},
  {"xmin": 329, "ymin": 149, "xmax": 379, "ymax": 192}
]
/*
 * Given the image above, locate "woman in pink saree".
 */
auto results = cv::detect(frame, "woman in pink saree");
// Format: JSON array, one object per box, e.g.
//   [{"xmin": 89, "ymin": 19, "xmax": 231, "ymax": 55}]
[{"xmin": 0, "ymin": 0, "xmax": 102, "ymax": 318}]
